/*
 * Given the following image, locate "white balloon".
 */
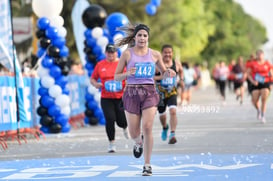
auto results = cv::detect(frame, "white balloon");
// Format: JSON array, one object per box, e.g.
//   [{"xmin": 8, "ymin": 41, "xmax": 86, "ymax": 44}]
[
  {"xmin": 41, "ymin": 76, "xmax": 55, "ymax": 88},
  {"xmin": 120, "ymin": 44, "xmax": 128, "ymax": 52},
  {"xmin": 37, "ymin": 65, "xmax": 49, "ymax": 77},
  {"xmin": 94, "ymin": 93, "xmax": 101, "ymax": 102},
  {"xmin": 32, "ymin": 0, "xmax": 63, "ymax": 18},
  {"xmin": 101, "ymin": 45, "xmax": 107, "ymax": 54},
  {"xmin": 49, "ymin": 15, "xmax": 64, "ymax": 28},
  {"xmin": 91, "ymin": 27, "xmax": 103, "ymax": 39},
  {"xmin": 55, "ymin": 94, "xmax": 70, "ymax": 107},
  {"xmin": 61, "ymin": 106, "xmax": 71, "ymax": 115},
  {"xmin": 48, "ymin": 85, "xmax": 62, "ymax": 98},
  {"xmin": 85, "ymin": 77, "xmax": 92, "ymax": 86},
  {"xmin": 113, "ymin": 33, "xmax": 123, "ymax": 43},
  {"xmin": 88, "ymin": 85, "xmax": 96, "ymax": 94},
  {"xmin": 97, "ymin": 36, "xmax": 109, "ymax": 47},
  {"xmin": 57, "ymin": 26, "xmax": 67, "ymax": 37}
]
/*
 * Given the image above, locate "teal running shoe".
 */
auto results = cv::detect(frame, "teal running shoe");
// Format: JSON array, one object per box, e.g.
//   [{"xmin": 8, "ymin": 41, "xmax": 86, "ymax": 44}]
[
  {"xmin": 168, "ymin": 132, "xmax": 177, "ymax": 144},
  {"xmin": 161, "ymin": 125, "xmax": 169, "ymax": 141}
]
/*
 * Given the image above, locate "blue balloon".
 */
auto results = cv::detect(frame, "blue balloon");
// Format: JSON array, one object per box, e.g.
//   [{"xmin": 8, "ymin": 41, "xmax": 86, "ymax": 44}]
[
  {"xmin": 45, "ymin": 26, "xmax": 58, "ymax": 39},
  {"xmin": 93, "ymin": 45, "xmax": 102, "ymax": 56},
  {"xmin": 88, "ymin": 101, "xmax": 98, "ymax": 110},
  {"xmin": 62, "ymin": 86, "xmax": 70, "ymax": 95},
  {"xmin": 39, "ymin": 79, "xmax": 43, "ymax": 86},
  {"xmin": 37, "ymin": 17, "xmax": 50, "ymax": 30},
  {"xmin": 117, "ymin": 49, "xmax": 122, "ymax": 58},
  {"xmin": 49, "ymin": 65, "xmax": 62, "ymax": 78},
  {"xmin": 85, "ymin": 62, "xmax": 94, "ymax": 70},
  {"xmin": 151, "ymin": 0, "xmax": 161, "ymax": 7},
  {"xmin": 103, "ymin": 28, "xmax": 110, "ymax": 37},
  {"xmin": 87, "ymin": 70, "xmax": 93, "ymax": 77},
  {"xmin": 52, "ymin": 37, "xmax": 66, "ymax": 48},
  {"xmin": 55, "ymin": 76, "xmax": 68, "ymax": 88},
  {"xmin": 105, "ymin": 12, "xmax": 129, "ymax": 36},
  {"xmin": 94, "ymin": 108, "xmax": 104, "ymax": 119},
  {"xmin": 38, "ymin": 87, "xmax": 48, "ymax": 96},
  {"xmin": 41, "ymin": 95, "xmax": 55, "ymax": 108},
  {"xmin": 40, "ymin": 126, "xmax": 50, "ymax": 133},
  {"xmin": 99, "ymin": 118, "xmax": 106, "ymax": 125},
  {"xmin": 48, "ymin": 104, "xmax": 61, "ymax": 117},
  {"xmin": 56, "ymin": 114, "xmax": 69, "ymax": 127},
  {"xmin": 59, "ymin": 46, "xmax": 69, "ymax": 57},
  {"xmin": 84, "ymin": 117, "xmax": 89, "ymax": 125},
  {"xmin": 103, "ymin": 29, "xmax": 114, "ymax": 44},
  {"xmin": 37, "ymin": 48, "xmax": 46, "ymax": 58},
  {"xmin": 41, "ymin": 56, "xmax": 54, "ymax": 68},
  {"xmin": 85, "ymin": 93, "xmax": 94, "ymax": 102},
  {"xmin": 86, "ymin": 37, "xmax": 97, "ymax": 48},
  {"xmin": 97, "ymin": 54, "xmax": 106, "ymax": 61},
  {"xmin": 145, "ymin": 3, "xmax": 157, "ymax": 16},
  {"xmin": 84, "ymin": 29, "xmax": 93, "ymax": 39},
  {"xmin": 61, "ymin": 122, "xmax": 71, "ymax": 133}
]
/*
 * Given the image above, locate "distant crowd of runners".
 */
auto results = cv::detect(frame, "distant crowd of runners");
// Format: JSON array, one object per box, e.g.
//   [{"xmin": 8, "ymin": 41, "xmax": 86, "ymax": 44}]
[{"xmin": 212, "ymin": 49, "xmax": 273, "ymax": 123}]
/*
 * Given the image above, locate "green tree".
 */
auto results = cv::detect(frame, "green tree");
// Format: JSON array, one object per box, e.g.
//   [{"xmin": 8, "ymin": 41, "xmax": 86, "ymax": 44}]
[
  {"xmin": 11, "ymin": 0, "xmax": 33, "ymax": 54},
  {"xmin": 201, "ymin": 0, "xmax": 267, "ymax": 67},
  {"xmin": 11, "ymin": 0, "xmax": 267, "ymax": 69},
  {"xmin": 93, "ymin": 0, "xmax": 215, "ymax": 62}
]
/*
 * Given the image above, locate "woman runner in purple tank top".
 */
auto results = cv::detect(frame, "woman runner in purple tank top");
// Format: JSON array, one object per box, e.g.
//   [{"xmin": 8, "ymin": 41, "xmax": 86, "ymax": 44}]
[{"xmin": 114, "ymin": 24, "xmax": 176, "ymax": 176}]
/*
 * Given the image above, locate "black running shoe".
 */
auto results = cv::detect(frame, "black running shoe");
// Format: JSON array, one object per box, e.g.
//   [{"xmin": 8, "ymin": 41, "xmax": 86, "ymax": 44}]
[
  {"xmin": 142, "ymin": 165, "xmax": 152, "ymax": 176},
  {"xmin": 133, "ymin": 143, "xmax": 143, "ymax": 158}
]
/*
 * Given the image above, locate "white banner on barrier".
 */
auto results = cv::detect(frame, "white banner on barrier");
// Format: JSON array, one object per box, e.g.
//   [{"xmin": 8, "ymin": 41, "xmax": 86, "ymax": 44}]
[
  {"xmin": 0, "ymin": 0, "xmax": 13, "ymax": 71},
  {"xmin": 0, "ymin": 0, "xmax": 28, "ymax": 124},
  {"xmin": 0, "ymin": 75, "xmax": 87, "ymax": 131}
]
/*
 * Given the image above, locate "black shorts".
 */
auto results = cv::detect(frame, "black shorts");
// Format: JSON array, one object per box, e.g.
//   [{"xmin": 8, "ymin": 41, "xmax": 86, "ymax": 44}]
[
  {"xmin": 251, "ymin": 82, "xmax": 271, "ymax": 91},
  {"xmin": 233, "ymin": 82, "xmax": 243, "ymax": 90},
  {"xmin": 157, "ymin": 94, "xmax": 177, "ymax": 114}
]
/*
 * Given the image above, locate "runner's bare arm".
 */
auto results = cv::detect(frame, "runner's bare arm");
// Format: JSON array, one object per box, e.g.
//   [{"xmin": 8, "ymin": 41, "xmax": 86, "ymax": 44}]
[{"xmin": 114, "ymin": 50, "xmax": 135, "ymax": 81}]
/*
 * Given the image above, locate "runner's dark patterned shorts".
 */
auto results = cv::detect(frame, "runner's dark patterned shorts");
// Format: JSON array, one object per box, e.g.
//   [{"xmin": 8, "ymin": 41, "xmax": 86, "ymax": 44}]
[{"xmin": 122, "ymin": 84, "xmax": 159, "ymax": 115}]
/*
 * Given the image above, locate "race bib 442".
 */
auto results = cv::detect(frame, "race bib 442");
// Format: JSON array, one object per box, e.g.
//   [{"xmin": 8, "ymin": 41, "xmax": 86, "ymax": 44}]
[{"xmin": 135, "ymin": 62, "xmax": 155, "ymax": 79}]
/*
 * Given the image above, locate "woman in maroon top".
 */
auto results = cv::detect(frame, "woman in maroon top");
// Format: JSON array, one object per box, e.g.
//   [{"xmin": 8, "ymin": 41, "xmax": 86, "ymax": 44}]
[
  {"xmin": 91, "ymin": 44, "xmax": 128, "ymax": 153},
  {"xmin": 231, "ymin": 56, "xmax": 247, "ymax": 104}
]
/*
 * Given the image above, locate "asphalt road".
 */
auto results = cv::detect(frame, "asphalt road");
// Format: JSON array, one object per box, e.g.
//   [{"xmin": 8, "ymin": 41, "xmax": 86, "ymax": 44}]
[
  {"xmin": 1, "ymin": 86, "xmax": 273, "ymax": 159},
  {"xmin": 0, "ymin": 86, "xmax": 273, "ymax": 180}
]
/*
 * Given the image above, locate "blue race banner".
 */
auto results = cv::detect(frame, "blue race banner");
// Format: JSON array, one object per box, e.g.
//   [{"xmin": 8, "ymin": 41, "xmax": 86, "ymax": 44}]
[
  {"xmin": 0, "ymin": 0, "xmax": 28, "ymax": 123},
  {"xmin": 0, "ymin": 76, "xmax": 40, "ymax": 130},
  {"xmin": 66, "ymin": 75, "xmax": 87, "ymax": 116},
  {"xmin": 0, "ymin": 75, "xmax": 88, "ymax": 132},
  {"xmin": 0, "ymin": 76, "xmax": 17, "ymax": 131}
]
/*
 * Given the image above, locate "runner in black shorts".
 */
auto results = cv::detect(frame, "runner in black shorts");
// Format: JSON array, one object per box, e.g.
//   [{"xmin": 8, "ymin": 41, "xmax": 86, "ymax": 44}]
[
  {"xmin": 155, "ymin": 44, "xmax": 184, "ymax": 144},
  {"xmin": 246, "ymin": 49, "xmax": 273, "ymax": 123}
]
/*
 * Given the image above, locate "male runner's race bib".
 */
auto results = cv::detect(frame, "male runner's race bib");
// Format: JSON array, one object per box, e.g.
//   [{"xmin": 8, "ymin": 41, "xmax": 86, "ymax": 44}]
[
  {"xmin": 219, "ymin": 75, "xmax": 227, "ymax": 81},
  {"xmin": 104, "ymin": 80, "xmax": 122, "ymax": 92},
  {"xmin": 236, "ymin": 73, "xmax": 243, "ymax": 79},
  {"xmin": 160, "ymin": 77, "xmax": 176, "ymax": 89},
  {"xmin": 135, "ymin": 62, "xmax": 155, "ymax": 78},
  {"xmin": 254, "ymin": 73, "xmax": 265, "ymax": 83}
]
